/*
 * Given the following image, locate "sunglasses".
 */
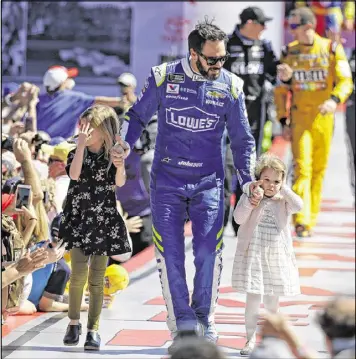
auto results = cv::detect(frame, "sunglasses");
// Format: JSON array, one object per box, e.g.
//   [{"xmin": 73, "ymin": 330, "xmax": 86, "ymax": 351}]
[
  {"xmin": 253, "ymin": 20, "xmax": 265, "ymax": 26},
  {"xmin": 289, "ymin": 23, "xmax": 303, "ymax": 30},
  {"xmin": 198, "ymin": 52, "xmax": 230, "ymax": 66},
  {"xmin": 48, "ymin": 158, "xmax": 63, "ymax": 165}
]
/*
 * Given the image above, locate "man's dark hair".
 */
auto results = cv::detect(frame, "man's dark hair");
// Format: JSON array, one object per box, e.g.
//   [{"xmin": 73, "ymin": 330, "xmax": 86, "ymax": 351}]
[
  {"xmin": 170, "ymin": 337, "xmax": 226, "ymax": 359},
  {"xmin": 290, "ymin": 7, "xmax": 317, "ymax": 28},
  {"xmin": 188, "ymin": 17, "xmax": 228, "ymax": 53}
]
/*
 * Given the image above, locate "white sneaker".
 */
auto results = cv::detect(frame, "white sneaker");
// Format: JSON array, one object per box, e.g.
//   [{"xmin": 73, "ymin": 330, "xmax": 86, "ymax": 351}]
[{"xmin": 240, "ymin": 340, "xmax": 255, "ymax": 356}]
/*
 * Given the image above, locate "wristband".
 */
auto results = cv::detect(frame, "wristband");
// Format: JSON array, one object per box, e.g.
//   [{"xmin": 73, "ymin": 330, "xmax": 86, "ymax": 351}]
[
  {"xmin": 4, "ymin": 94, "xmax": 13, "ymax": 106},
  {"xmin": 279, "ymin": 117, "xmax": 290, "ymax": 127},
  {"xmin": 281, "ymin": 77, "xmax": 292, "ymax": 85},
  {"xmin": 330, "ymin": 95, "xmax": 340, "ymax": 104}
]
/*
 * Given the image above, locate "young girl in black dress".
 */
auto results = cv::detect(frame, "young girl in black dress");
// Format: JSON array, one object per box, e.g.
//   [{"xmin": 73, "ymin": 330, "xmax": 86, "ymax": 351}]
[{"xmin": 59, "ymin": 105, "xmax": 131, "ymax": 351}]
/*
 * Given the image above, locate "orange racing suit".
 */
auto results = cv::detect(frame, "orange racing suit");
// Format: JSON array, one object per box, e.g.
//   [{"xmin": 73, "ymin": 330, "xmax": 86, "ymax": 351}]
[{"xmin": 274, "ymin": 34, "xmax": 353, "ymax": 230}]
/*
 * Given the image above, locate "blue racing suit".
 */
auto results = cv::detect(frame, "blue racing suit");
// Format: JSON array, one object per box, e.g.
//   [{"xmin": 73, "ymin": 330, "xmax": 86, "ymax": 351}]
[{"xmin": 123, "ymin": 56, "xmax": 256, "ymax": 339}]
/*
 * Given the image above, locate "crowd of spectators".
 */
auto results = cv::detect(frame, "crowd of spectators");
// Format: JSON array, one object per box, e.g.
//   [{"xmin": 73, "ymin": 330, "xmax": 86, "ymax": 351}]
[{"xmin": 1, "ymin": 64, "xmax": 154, "ymax": 320}]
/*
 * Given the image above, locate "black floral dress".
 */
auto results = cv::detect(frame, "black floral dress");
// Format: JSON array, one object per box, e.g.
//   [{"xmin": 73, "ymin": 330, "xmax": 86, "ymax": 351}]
[{"xmin": 59, "ymin": 147, "xmax": 131, "ymax": 256}]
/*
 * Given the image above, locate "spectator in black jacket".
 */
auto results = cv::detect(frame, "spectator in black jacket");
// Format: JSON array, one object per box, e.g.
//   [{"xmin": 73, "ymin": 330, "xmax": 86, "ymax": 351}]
[
  {"xmin": 223, "ymin": 6, "xmax": 280, "ymax": 235},
  {"xmin": 224, "ymin": 6, "xmax": 279, "ymax": 156}
]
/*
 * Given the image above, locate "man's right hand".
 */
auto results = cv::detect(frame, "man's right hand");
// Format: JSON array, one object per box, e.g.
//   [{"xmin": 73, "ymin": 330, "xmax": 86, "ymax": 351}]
[
  {"xmin": 13, "ymin": 138, "xmax": 32, "ymax": 163},
  {"xmin": 282, "ymin": 126, "xmax": 292, "ymax": 141}
]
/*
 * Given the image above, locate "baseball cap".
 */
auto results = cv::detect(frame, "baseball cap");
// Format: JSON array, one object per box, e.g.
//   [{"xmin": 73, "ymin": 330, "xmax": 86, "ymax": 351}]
[
  {"xmin": 117, "ymin": 72, "xmax": 137, "ymax": 88},
  {"xmin": 103, "ymin": 264, "xmax": 130, "ymax": 295},
  {"xmin": 2, "ymin": 152, "xmax": 21, "ymax": 174},
  {"xmin": 240, "ymin": 6, "xmax": 273, "ymax": 25},
  {"xmin": 43, "ymin": 65, "xmax": 79, "ymax": 91},
  {"xmin": 2, "ymin": 176, "xmax": 23, "ymax": 195},
  {"xmin": 41, "ymin": 141, "xmax": 76, "ymax": 163}
]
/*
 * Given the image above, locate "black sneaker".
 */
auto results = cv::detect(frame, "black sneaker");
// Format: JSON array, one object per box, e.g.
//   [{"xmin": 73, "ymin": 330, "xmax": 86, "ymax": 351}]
[
  {"xmin": 63, "ymin": 323, "xmax": 82, "ymax": 346},
  {"xmin": 167, "ymin": 330, "xmax": 198, "ymax": 355},
  {"xmin": 84, "ymin": 331, "xmax": 101, "ymax": 351},
  {"xmin": 295, "ymin": 224, "xmax": 310, "ymax": 238}
]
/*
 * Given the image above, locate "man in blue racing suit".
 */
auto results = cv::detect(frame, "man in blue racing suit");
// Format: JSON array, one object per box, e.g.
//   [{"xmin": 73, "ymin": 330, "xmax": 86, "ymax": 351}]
[{"xmin": 121, "ymin": 19, "xmax": 256, "ymax": 352}]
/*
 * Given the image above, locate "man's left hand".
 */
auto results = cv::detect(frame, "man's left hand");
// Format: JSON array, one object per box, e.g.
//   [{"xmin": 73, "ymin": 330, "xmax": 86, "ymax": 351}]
[
  {"xmin": 318, "ymin": 99, "xmax": 338, "ymax": 115},
  {"xmin": 277, "ymin": 64, "xmax": 293, "ymax": 82}
]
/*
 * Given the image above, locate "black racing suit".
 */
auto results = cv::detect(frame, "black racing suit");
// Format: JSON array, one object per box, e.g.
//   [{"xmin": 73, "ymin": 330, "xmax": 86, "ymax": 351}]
[
  {"xmin": 223, "ymin": 26, "xmax": 279, "ymax": 233},
  {"xmin": 346, "ymin": 49, "xmax": 355, "ymax": 196}
]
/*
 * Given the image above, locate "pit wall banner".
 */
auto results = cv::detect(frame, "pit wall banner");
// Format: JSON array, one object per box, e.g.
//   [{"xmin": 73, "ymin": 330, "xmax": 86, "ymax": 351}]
[{"xmin": 130, "ymin": 1, "xmax": 284, "ymax": 90}]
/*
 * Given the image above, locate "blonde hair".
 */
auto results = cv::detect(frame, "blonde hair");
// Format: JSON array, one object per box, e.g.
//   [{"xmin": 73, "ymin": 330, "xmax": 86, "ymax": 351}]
[
  {"xmin": 16, "ymin": 201, "xmax": 49, "ymax": 245},
  {"xmin": 80, "ymin": 105, "xmax": 120, "ymax": 161},
  {"xmin": 255, "ymin": 153, "xmax": 287, "ymax": 181}
]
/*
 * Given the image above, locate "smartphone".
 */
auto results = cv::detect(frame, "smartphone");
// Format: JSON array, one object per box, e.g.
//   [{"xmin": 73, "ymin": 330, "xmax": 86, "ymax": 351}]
[
  {"xmin": 24, "ymin": 115, "xmax": 33, "ymax": 132},
  {"xmin": 15, "ymin": 184, "xmax": 31, "ymax": 210},
  {"xmin": 43, "ymin": 190, "xmax": 49, "ymax": 205}
]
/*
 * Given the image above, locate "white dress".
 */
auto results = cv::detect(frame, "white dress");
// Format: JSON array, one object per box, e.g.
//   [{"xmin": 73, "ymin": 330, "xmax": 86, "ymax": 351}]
[{"xmin": 232, "ymin": 199, "xmax": 300, "ymax": 296}]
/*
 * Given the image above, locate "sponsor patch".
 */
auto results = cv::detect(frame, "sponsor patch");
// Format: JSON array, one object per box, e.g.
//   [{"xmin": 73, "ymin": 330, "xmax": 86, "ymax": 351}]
[
  {"xmin": 206, "ymin": 99, "xmax": 224, "ymax": 107},
  {"xmin": 166, "ymin": 84, "xmax": 180, "ymax": 94},
  {"xmin": 181, "ymin": 87, "xmax": 197, "ymax": 94},
  {"xmin": 178, "ymin": 160, "xmax": 203, "ymax": 168},
  {"xmin": 206, "ymin": 90, "xmax": 226, "ymax": 99},
  {"xmin": 230, "ymin": 45, "xmax": 243, "ymax": 52},
  {"xmin": 251, "ymin": 51, "xmax": 264, "ymax": 59},
  {"xmin": 231, "ymin": 61, "xmax": 264, "ymax": 75},
  {"xmin": 251, "ymin": 45, "xmax": 261, "ymax": 52},
  {"xmin": 192, "ymin": 74, "xmax": 206, "ymax": 81},
  {"xmin": 166, "ymin": 106, "xmax": 220, "ymax": 132},
  {"xmin": 299, "ymin": 54, "xmax": 318, "ymax": 60},
  {"xmin": 230, "ymin": 52, "xmax": 245, "ymax": 58},
  {"xmin": 166, "ymin": 94, "xmax": 188, "ymax": 100},
  {"xmin": 168, "ymin": 73, "xmax": 185, "ymax": 83},
  {"xmin": 212, "ymin": 82, "xmax": 229, "ymax": 90}
]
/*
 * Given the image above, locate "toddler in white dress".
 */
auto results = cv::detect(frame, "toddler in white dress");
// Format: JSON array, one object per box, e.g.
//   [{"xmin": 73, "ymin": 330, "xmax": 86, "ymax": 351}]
[{"xmin": 232, "ymin": 154, "xmax": 302, "ymax": 356}]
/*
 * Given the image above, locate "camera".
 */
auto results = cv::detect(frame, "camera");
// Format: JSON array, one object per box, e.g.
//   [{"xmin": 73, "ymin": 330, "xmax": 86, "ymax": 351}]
[
  {"xmin": 1, "ymin": 134, "xmax": 15, "ymax": 152},
  {"xmin": 32, "ymin": 131, "xmax": 51, "ymax": 155},
  {"xmin": 15, "ymin": 184, "xmax": 31, "ymax": 210}
]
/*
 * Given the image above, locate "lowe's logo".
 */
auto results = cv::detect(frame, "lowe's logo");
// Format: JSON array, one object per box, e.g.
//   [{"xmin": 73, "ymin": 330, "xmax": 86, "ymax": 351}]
[{"xmin": 166, "ymin": 106, "xmax": 220, "ymax": 132}]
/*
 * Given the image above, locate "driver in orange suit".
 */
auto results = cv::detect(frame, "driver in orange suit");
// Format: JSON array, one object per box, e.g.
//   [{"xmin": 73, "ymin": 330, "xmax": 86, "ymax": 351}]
[{"xmin": 274, "ymin": 7, "xmax": 353, "ymax": 237}]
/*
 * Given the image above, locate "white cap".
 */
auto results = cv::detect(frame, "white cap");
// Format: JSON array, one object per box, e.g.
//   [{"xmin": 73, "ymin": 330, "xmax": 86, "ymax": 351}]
[
  {"xmin": 117, "ymin": 72, "xmax": 137, "ymax": 88},
  {"xmin": 43, "ymin": 66, "xmax": 78, "ymax": 91}
]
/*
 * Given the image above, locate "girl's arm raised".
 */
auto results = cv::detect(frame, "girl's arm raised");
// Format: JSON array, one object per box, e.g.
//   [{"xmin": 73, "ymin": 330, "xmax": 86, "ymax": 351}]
[
  {"xmin": 69, "ymin": 123, "xmax": 91, "ymax": 180},
  {"xmin": 280, "ymin": 186, "xmax": 303, "ymax": 215},
  {"xmin": 69, "ymin": 146, "xmax": 85, "ymax": 181}
]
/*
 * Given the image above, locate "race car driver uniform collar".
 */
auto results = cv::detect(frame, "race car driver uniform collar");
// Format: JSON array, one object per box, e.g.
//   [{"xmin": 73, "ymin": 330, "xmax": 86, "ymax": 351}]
[{"xmin": 181, "ymin": 54, "xmax": 207, "ymax": 82}]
